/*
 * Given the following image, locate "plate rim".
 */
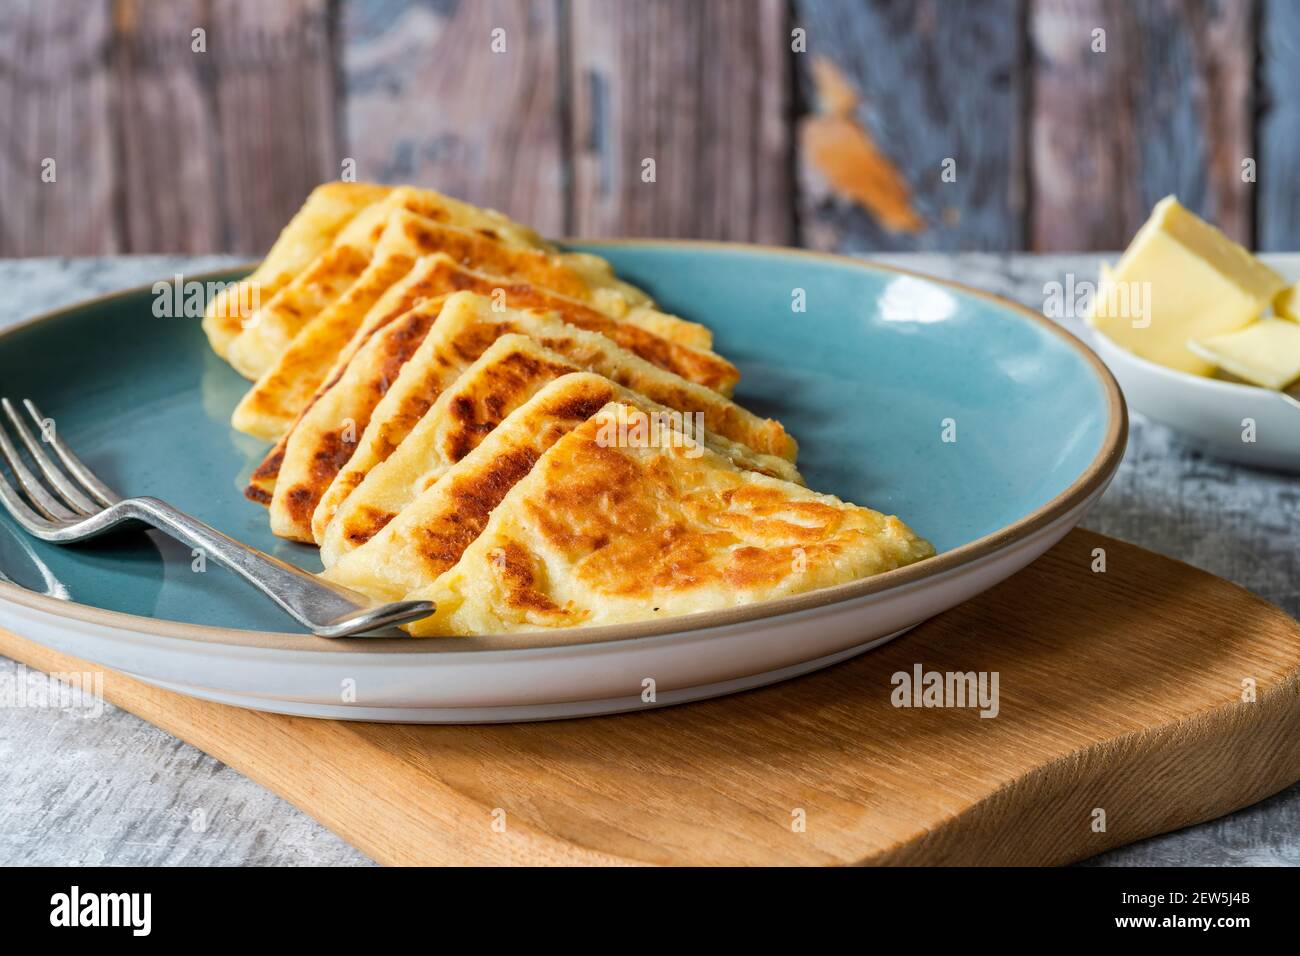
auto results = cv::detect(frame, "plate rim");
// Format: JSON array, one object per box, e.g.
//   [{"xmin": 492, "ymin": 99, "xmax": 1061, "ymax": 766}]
[{"xmin": 0, "ymin": 239, "xmax": 1128, "ymax": 653}]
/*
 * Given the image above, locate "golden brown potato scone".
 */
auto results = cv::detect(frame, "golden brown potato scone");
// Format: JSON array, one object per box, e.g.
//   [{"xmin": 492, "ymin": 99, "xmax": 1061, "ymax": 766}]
[
  {"xmin": 320, "ymin": 373, "xmax": 800, "ymax": 603},
  {"xmin": 230, "ymin": 215, "xmax": 433, "ymax": 440},
  {"xmin": 314, "ymin": 292, "xmax": 797, "ymax": 561},
  {"xmin": 401, "ymin": 402, "xmax": 934, "ymax": 636},
  {"xmin": 203, "ymin": 182, "xmax": 946, "ymax": 641},
  {"xmin": 202, "ymin": 182, "xmax": 392, "ymax": 359},
  {"xmin": 344, "ymin": 253, "xmax": 738, "ymax": 394},
  {"xmin": 257, "ymin": 284, "xmax": 778, "ymax": 545},
  {"xmin": 228, "ymin": 213, "xmax": 709, "ymax": 440},
  {"xmin": 238, "ymin": 265, "xmax": 461, "ymax": 509},
  {"xmin": 259, "ymin": 297, "xmax": 451, "ymax": 541},
  {"xmin": 316, "ymin": 329, "xmax": 799, "ymax": 563},
  {"xmin": 224, "ymin": 186, "xmax": 555, "ymax": 380},
  {"xmin": 329, "ymin": 252, "xmax": 730, "ymax": 392},
  {"xmin": 244, "ymin": 248, "xmax": 743, "ymax": 521}
]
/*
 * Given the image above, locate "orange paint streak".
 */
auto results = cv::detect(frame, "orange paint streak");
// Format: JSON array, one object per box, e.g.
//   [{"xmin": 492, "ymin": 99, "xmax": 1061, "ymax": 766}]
[{"xmin": 801, "ymin": 58, "xmax": 925, "ymax": 234}]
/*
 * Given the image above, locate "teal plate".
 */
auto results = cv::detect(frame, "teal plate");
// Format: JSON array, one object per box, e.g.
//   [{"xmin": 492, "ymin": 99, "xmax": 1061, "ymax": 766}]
[{"xmin": 0, "ymin": 242, "xmax": 1124, "ymax": 635}]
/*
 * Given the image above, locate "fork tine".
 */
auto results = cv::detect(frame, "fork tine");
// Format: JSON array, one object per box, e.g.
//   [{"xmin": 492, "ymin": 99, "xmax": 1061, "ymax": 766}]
[
  {"xmin": 1, "ymin": 399, "xmax": 99, "ymax": 515},
  {"xmin": 22, "ymin": 399, "xmax": 119, "ymax": 506},
  {"xmin": 0, "ymin": 466, "xmax": 60, "ymax": 534},
  {"xmin": 0, "ymin": 413, "xmax": 78, "ymax": 522}
]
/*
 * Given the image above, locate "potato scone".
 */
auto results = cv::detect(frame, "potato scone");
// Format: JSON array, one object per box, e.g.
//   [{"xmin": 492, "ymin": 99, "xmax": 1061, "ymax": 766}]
[
  {"xmin": 246, "ymin": 253, "xmax": 741, "ymax": 515},
  {"xmin": 203, "ymin": 182, "xmax": 392, "ymax": 359},
  {"xmin": 256, "ymin": 297, "xmax": 452, "ymax": 540},
  {"xmin": 320, "ymin": 373, "xmax": 797, "ymax": 602},
  {"xmin": 257, "ymin": 292, "xmax": 784, "ymax": 544},
  {"xmin": 330, "ymin": 253, "xmax": 738, "ymax": 394},
  {"xmin": 403, "ymin": 402, "xmax": 935, "ymax": 636},
  {"xmin": 224, "ymin": 186, "xmax": 554, "ymax": 379},
  {"xmin": 333, "ymin": 253, "xmax": 729, "ymax": 391},
  {"xmin": 229, "ymin": 214, "xmax": 709, "ymax": 440},
  {"xmin": 240, "ymin": 263, "xmax": 463, "ymax": 508},
  {"xmin": 225, "ymin": 191, "xmax": 412, "ymax": 379},
  {"xmin": 232, "ymin": 212, "xmax": 451, "ymax": 440},
  {"xmin": 316, "ymin": 332, "xmax": 799, "ymax": 563},
  {"xmin": 315, "ymin": 294, "xmax": 797, "ymax": 560}
]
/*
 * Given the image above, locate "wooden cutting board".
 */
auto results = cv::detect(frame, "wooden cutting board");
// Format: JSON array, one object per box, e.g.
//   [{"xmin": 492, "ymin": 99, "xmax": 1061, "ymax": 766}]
[{"xmin": 2, "ymin": 528, "xmax": 1297, "ymax": 866}]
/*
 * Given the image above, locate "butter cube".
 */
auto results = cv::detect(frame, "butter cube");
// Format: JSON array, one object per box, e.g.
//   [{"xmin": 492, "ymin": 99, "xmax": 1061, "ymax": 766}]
[
  {"xmin": 1272, "ymin": 283, "xmax": 1300, "ymax": 323},
  {"xmin": 1087, "ymin": 196, "xmax": 1285, "ymax": 375},
  {"xmin": 1188, "ymin": 319, "xmax": 1300, "ymax": 390}
]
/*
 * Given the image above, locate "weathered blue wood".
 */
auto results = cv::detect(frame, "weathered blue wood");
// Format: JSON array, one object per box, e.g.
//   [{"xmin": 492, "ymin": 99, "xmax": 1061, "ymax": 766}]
[
  {"xmin": 1258, "ymin": 0, "xmax": 1300, "ymax": 250},
  {"xmin": 341, "ymin": 0, "xmax": 569, "ymax": 236},
  {"xmin": 1030, "ymin": 0, "xmax": 1254, "ymax": 251},
  {"xmin": 569, "ymin": 0, "xmax": 794, "ymax": 243},
  {"xmin": 0, "ymin": 0, "xmax": 1286, "ymax": 256},
  {"xmin": 793, "ymin": 0, "xmax": 1027, "ymax": 253}
]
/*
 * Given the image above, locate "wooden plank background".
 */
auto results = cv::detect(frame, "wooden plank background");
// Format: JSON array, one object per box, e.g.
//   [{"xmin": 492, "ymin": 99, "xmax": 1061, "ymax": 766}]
[
  {"xmin": 0, "ymin": 0, "xmax": 1293, "ymax": 256},
  {"xmin": 1030, "ymin": 0, "xmax": 1255, "ymax": 249}
]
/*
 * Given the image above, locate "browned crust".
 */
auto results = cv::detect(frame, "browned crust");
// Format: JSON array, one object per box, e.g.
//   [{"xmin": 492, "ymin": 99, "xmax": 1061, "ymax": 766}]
[
  {"xmin": 249, "ymin": 257, "xmax": 736, "ymax": 506},
  {"xmin": 245, "ymin": 443, "xmax": 286, "ymax": 506},
  {"xmin": 243, "ymin": 297, "xmax": 450, "ymax": 502},
  {"xmin": 407, "ymin": 386, "xmax": 613, "ymax": 576},
  {"xmin": 271, "ymin": 306, "xmax": 445, "ymax": 531},
  {"xmin": 439, "ymin": 347, "xmax": 578, "ymax": 464},
  {"xmin": 237, "ymin": 252, "xmax": 420, "ymax": 425},
  {"xmin": 398, "ymin": 217, "xmax": 593, "ymax": 300},
  {"xmin": 464, "ymin": 411, "xmax": 924, "ymax": 629},
  {"xmin": 244, "ymin": 485, "xmax": 272, "ymax": 506},
  {"xmin": 431, "ymin": 263, "xmax": 738, "ymax": 392}
]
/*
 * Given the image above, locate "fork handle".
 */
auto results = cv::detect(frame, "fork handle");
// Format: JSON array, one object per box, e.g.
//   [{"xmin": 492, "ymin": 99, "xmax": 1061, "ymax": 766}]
[{"xmin": 121, "ymin": 497, "xmax": 433, "ymax": 637}]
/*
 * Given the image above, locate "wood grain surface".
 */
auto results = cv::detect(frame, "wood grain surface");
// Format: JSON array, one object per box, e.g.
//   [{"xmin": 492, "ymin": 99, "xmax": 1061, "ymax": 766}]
[
  {"xmin": 4, "ymin": 0, "xmax": 1293, "ymax": 256},
  {"xmin": 794, "ymin": 0, "xmax": 1025, "ymax": 253},
  {"xmin": 113, "ymin": 0, "xmax": 223, "ymax": 253},
  {"xmin": 207, "ymin": 0, "xmax": 341, "ymax": 254},
  {"xmin": 570, "ymin": 0, "xmax": 794, "ymax": 243},
  {"xmin": 0, "ymin": 0, "xmax": 119, "ymax": 256},
  {"xmin": 1258, "ymin": 0, "xmax": 1300, "ymax": 251},
  {"xmin": 2, "ymin": 528, "xmax": 1296, "ymax": 866},
  {"xmin": 342, "ymin": 0, "xmax": 568, "ymax": 236},
  {"xmin": 1029, "ymin": 0, "xmax": 1255, "ymax": 250}
]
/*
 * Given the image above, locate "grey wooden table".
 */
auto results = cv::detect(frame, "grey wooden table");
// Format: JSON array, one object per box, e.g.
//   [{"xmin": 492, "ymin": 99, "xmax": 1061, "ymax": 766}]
[{"xmin": 0, "ymin": 254, "xmax": 1295, "ymax": 867}]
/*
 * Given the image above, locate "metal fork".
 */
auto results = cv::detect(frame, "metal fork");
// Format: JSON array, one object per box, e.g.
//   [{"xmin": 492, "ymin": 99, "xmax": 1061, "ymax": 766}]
[{"xmin": 0, "ymin": 398, "xmax": 433, "ymax": 637}]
